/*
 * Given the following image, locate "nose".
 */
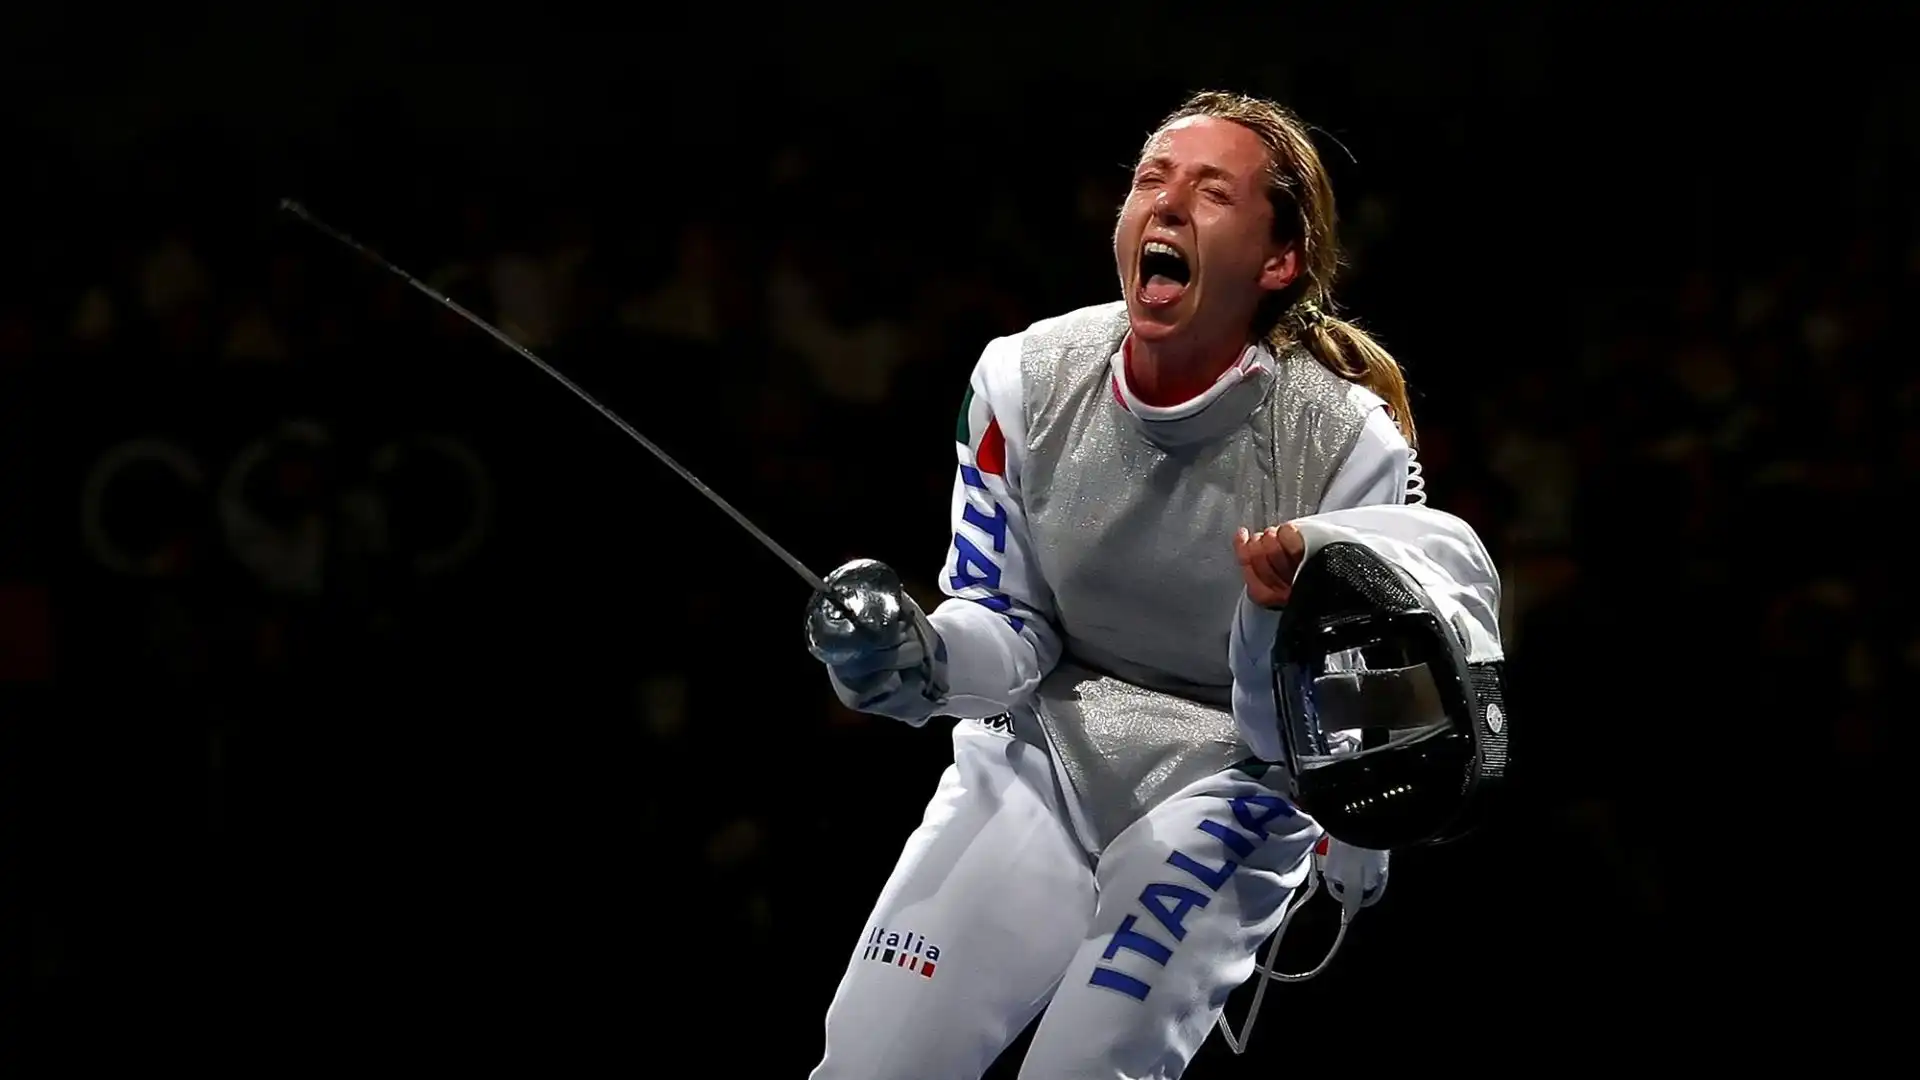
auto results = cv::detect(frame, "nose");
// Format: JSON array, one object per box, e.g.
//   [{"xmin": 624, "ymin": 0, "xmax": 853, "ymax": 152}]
[{"xmin": 1151, "ymin": 183, "xmax": 1192, "ymax": 226}]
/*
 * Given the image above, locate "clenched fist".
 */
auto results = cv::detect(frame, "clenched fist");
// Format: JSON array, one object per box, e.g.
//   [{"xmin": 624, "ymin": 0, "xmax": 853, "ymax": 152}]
[
  {"xmin": 1233, "ymin": 523, "xmax": 1306, "ymax": 609},
  {"xmin": 804, "ymin": 558, "xmax": 948, "ymax": 724}
]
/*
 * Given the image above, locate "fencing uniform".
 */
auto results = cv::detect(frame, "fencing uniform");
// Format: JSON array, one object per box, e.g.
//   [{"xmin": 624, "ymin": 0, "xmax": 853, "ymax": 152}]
[{"xmin": 810, "ymin": 302, "xmax": 1417, "ymax": 1079}]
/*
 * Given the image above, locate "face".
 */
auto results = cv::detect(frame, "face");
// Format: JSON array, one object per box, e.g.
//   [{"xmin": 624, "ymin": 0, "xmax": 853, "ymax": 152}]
[{"xmin": 1114, "ymin": 115, "xmax": 1300, "ymax": 348}]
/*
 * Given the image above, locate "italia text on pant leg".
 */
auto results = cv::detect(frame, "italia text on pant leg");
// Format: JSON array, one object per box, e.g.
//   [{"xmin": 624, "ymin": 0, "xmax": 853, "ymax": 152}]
[{"xmin": 811, "ymin": 721, "xmax": 1098, "ymax": 1080}]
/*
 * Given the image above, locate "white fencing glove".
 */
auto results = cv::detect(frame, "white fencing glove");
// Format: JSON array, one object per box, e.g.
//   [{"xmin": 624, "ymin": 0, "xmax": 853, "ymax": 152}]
[{"xmin": 1319, "ymin": 837, "xmax": 1390, "ymax": 910}]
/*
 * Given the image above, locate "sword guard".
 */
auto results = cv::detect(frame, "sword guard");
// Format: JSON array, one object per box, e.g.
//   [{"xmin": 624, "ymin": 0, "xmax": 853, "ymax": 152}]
[{"xmin": 805, "ymin": 558, "xmax": 922, "ymax": 666}]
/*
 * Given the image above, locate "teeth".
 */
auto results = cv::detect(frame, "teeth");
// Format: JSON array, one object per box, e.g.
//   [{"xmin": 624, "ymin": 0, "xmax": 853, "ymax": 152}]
[{"xmin": 1144, "ymin": 241, "xmax": 1182, "ymax": 260}]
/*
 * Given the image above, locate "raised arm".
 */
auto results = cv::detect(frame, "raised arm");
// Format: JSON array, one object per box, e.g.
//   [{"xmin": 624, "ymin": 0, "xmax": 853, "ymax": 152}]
[{"xmin": 927, "ymin": 333, "xmax": 1065, "ymax": 718}]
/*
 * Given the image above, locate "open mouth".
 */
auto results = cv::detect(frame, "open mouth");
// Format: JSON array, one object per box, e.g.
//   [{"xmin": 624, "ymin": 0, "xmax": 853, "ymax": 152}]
[{"xmin": 1138, "ymin": 240, "xmax": 1191, "ymax": 307}]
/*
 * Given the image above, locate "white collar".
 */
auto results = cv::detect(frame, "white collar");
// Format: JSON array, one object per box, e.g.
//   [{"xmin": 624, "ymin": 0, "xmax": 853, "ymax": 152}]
[{"xmin": 1107, "ymin": 337, "xmax": 1277, "ymax": 447}]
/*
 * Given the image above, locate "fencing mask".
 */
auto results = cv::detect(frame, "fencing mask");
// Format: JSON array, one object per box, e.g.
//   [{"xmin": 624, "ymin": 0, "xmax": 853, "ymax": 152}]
[{"xmin": 1269, "ymin": 506, "xmax": 1510, "ymax": 851}]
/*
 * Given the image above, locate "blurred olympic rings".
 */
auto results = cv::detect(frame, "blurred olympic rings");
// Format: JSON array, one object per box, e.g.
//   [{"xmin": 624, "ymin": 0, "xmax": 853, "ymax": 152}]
[{"xmin": 81, "ymin": 420, "xmax": 494, "ymax": 588}]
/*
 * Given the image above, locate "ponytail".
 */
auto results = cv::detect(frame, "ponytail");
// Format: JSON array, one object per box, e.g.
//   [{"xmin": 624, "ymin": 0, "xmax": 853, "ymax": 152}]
[{"xmin": 1281, "ymin": 311, "xmax": 1417, "ymax": 449}]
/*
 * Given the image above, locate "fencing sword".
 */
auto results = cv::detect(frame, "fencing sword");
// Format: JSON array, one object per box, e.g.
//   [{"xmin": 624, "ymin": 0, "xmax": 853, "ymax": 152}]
[{"xmin": 278, "ymin": 198, "xmax": 834, "ymax": 597}]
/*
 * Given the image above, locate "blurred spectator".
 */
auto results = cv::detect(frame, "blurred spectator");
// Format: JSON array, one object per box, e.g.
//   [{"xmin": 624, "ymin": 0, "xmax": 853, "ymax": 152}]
[
  {"xmin": 767, "ymin": 238, "xmax": 911, "ymax": 407},
  {"xmin": 619, "ymin": 220, "xmax": 724, "ymax": 346}
]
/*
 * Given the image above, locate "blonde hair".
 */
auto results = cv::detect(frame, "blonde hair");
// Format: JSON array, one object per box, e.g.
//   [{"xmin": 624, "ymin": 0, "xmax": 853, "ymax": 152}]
[{"xmin": 1155, "ymin": 91, "xmax": 1417, "ymax": 447}]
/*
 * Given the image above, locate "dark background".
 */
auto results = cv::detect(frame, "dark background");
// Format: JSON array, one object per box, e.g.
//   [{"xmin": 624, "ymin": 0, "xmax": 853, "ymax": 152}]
[{"xmin": 1, "ymin": 6, "xmax": 1907, "ymax": 1072}]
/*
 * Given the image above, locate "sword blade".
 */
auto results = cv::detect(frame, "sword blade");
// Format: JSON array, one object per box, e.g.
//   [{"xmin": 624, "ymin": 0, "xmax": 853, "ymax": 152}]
[{"xmin": 280, "ymin": 198, "xmax": 831, "ymax": 595}]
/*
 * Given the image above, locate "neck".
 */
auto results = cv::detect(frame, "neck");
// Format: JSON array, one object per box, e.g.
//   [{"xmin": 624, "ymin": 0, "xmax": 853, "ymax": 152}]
[{"xmin": 1125, "ymin": 333, "xmax": 1250, "ymax": 408}]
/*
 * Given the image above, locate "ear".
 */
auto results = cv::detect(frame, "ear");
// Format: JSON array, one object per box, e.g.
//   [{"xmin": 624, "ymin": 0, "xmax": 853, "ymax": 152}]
[{"xmin": 1258, "ymin": 243, "xmax": 1299, "ymax": 293}]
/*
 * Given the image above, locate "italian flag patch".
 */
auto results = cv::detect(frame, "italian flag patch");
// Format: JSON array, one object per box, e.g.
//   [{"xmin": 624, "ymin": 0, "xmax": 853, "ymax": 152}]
[{"xmin": 955, "ymin": 383, "xmax": 1007, "ymax": 478}]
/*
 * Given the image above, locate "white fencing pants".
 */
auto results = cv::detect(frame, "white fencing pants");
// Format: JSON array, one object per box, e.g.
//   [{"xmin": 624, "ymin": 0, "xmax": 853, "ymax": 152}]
[{"xmin": 811, "ymin": 718, "xmax": 1320, "ymax": 1079}]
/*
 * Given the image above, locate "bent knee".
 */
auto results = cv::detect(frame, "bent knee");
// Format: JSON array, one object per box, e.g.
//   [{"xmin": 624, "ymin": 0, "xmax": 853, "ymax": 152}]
[
  {"xmin": 813, "ymin": 965, "xmax": 1029, "ymax": 1080},
  {"xmin": 813, "ymin": 1026, "xmax": 999, "ymax": 1080}
]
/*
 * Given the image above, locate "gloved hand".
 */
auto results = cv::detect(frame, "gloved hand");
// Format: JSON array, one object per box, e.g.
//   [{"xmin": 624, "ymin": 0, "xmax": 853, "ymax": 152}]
[
  {"xmin": 805, "ymin": 559, "xmax": 948, "ymax": 725},
  {"xmin": 1318, "ymin": 837, "xmax": 1389, "ymax": 910}
]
